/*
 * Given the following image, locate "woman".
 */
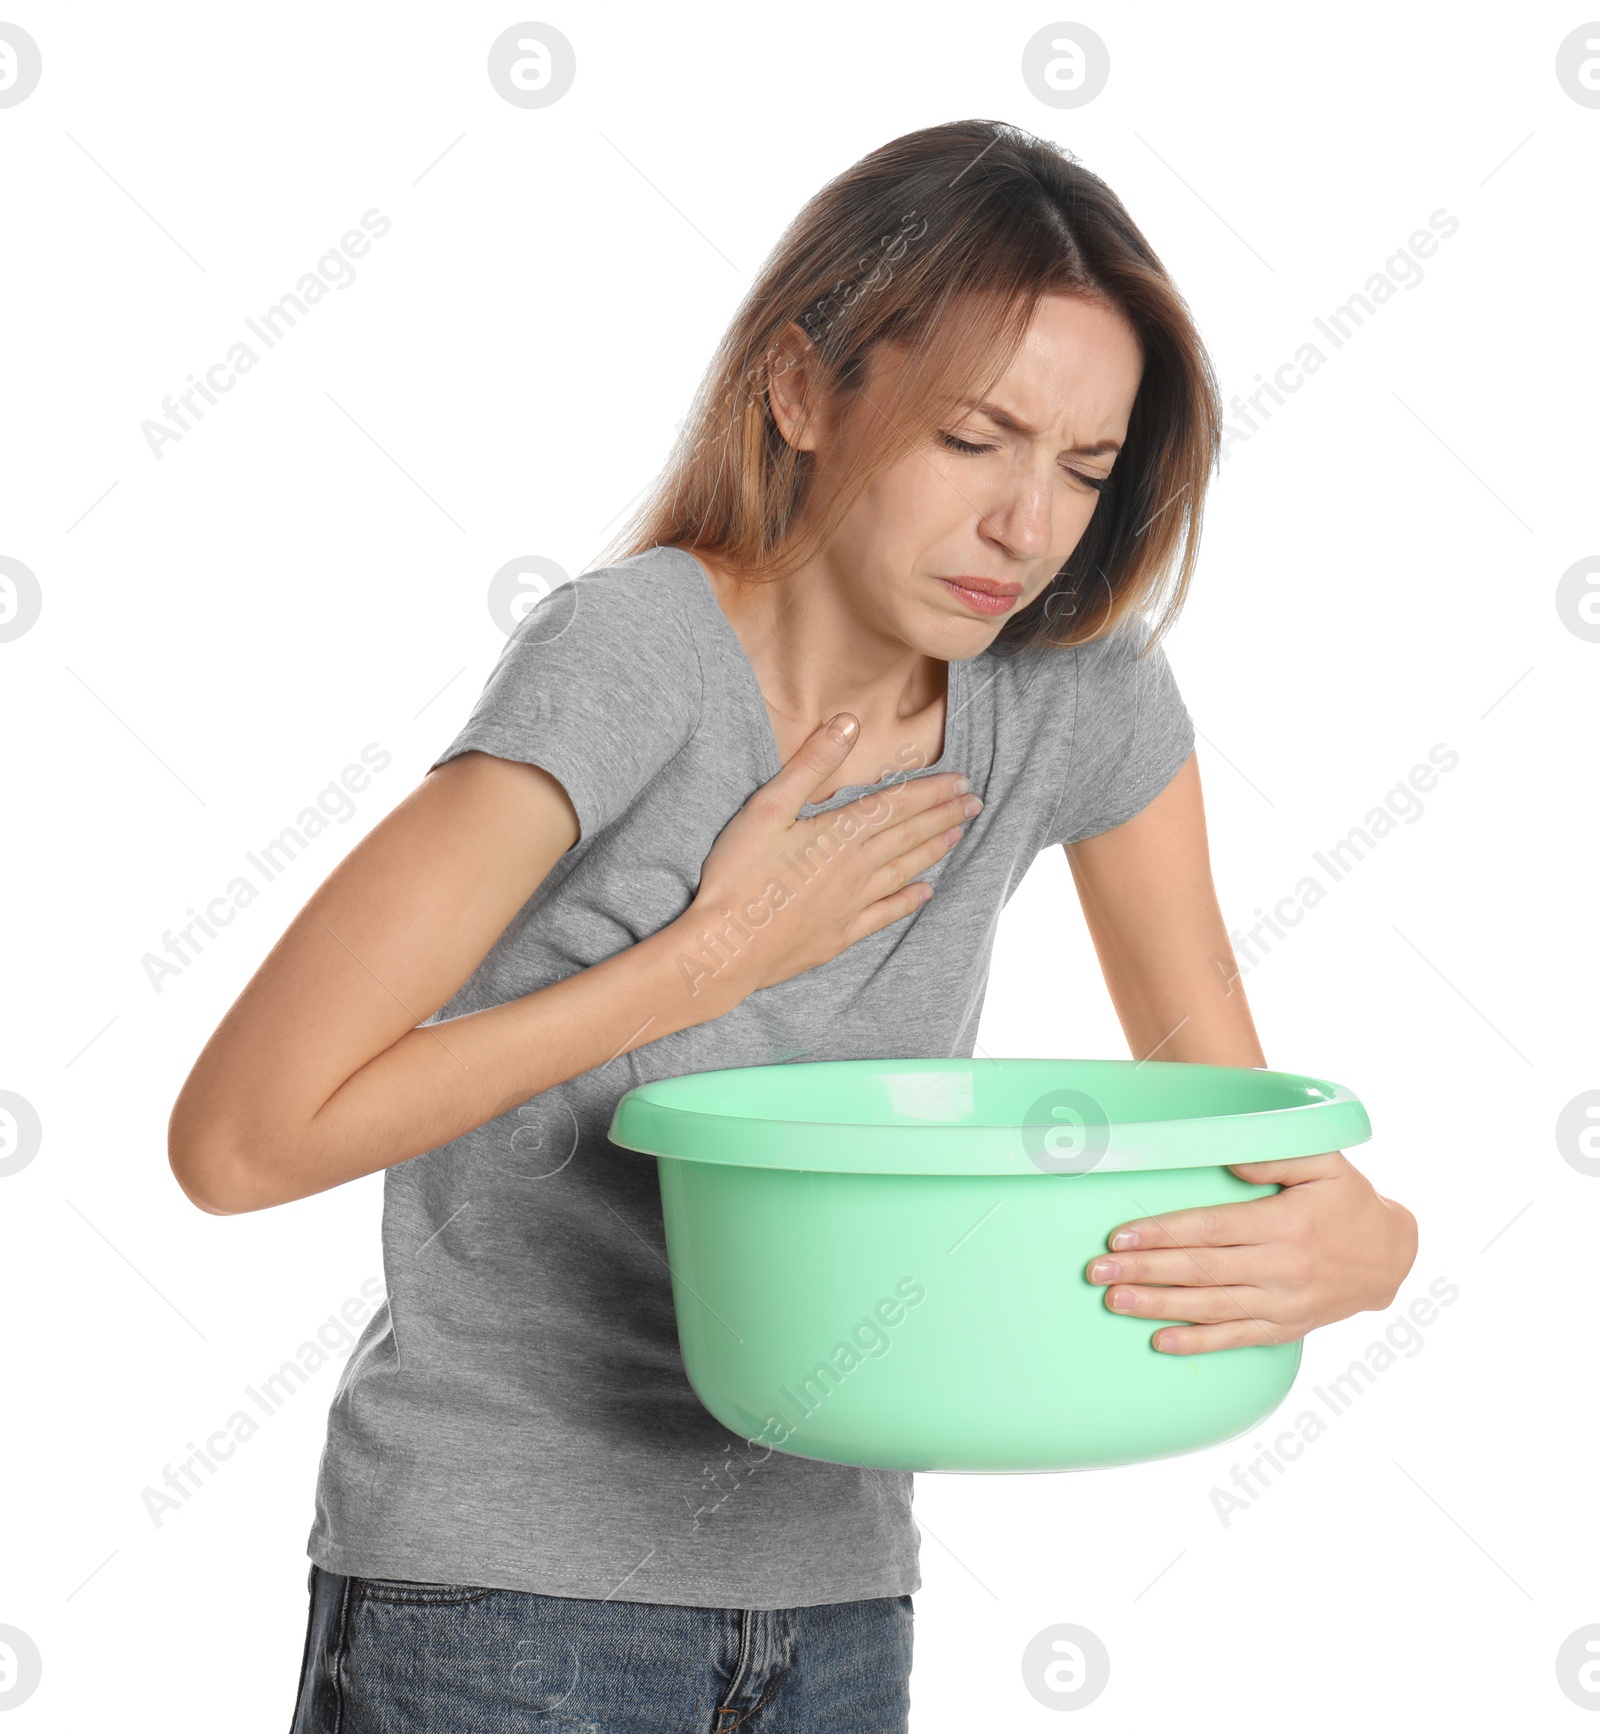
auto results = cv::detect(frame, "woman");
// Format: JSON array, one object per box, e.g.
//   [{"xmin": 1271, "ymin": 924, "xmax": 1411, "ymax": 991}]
[{"xmin": 170, "ymin": 119, "xmax": 1416, "ymax": 1732}]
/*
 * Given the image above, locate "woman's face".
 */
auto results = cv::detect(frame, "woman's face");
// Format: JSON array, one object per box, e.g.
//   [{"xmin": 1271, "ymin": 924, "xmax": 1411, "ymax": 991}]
[{"xmin": 799, "ymin": 292, "xmax": 1144, "ymax": 660}]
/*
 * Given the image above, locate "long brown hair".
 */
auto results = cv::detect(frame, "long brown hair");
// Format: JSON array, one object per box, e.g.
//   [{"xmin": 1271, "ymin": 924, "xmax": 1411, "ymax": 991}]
[{"xmin": 604, "ymin": 118, "xmax": 1222, "ymax": 656}]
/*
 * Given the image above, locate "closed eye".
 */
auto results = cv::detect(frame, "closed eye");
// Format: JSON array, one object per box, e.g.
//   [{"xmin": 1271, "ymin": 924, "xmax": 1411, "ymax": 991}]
[{"xmin": 936, "ymin": 430, "xmax": 1112, "ymax": 493}]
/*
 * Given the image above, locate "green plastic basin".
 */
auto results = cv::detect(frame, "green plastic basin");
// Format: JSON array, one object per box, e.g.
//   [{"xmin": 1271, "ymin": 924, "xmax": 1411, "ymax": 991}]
[{"xmin": 607, "ymin": 1056, "xmax": 1371, "ymax": 1473}]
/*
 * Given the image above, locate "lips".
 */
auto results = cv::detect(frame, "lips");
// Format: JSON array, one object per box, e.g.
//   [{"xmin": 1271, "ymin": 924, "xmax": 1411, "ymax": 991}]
[{"xmin": 937, "ymin": 576, "xmax": 1023, "ymax": 617}]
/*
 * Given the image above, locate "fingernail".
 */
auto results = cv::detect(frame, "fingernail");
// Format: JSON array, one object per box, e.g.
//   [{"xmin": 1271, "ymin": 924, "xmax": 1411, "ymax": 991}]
[
  {"xmin": 1109, "ymin": 1287, "xmax": 1139, "ymax": 1312},
  {"xmin": 951, "ymin": 775, "xmax": 969, "ymax": 794},
  {"xmin": 962, "ymin": 796, "xmax": 982, "ymax": 816},
  {"xmin": 826, "ymin": 714, "xmax": 858, "ymax": 744},
  {"xmin": 1088, "ymin": 1259, "xmax": 1119, "ymax": 1283},
  {"xmin": 1110, "ymin": 1229, "xmax": 1140, "ymax": 1251}
]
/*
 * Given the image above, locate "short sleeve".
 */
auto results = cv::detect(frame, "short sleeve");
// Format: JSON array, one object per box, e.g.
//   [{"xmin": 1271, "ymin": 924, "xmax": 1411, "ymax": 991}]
[
  {"xmin": 430, "ymin": 567, "xmax": 702, "ymax": 844},
  {"xmin": 1047, "ymin": 621, "xmax": 1195, "ymax": 848}
]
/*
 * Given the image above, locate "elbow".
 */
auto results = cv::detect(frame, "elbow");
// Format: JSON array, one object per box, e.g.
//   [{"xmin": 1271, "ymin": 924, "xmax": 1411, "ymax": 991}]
[
  {"xmin": 167, "ymin": 1117, "xmax": 282, "ymax": 1217},
  {"xmin": 168, "ymin": 1139, "xmax": 250, "ymax": 1216}
]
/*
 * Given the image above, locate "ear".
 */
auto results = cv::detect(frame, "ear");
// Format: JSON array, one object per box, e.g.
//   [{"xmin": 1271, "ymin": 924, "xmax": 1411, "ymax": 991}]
[{"xmin": 766, "ymin": 321, "xmax": 825, "ymax": 453}]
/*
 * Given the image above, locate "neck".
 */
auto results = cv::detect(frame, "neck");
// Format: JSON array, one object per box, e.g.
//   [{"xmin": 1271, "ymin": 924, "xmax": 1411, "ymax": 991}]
[{"xmin": 694, "ymin": 546, "xmax": 946, "ymax": 738}]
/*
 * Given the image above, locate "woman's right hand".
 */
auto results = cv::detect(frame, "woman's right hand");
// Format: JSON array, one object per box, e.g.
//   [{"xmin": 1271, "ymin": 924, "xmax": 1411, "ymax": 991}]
[{"xmin": 678, "ymin": 712, "xmax": 982, "ymax": 998}]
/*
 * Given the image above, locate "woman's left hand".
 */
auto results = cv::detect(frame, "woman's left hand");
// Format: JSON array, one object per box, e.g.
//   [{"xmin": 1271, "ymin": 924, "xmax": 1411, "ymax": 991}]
[{"xmin": 1084, "ymin": 1151, "xmax": 1418, "ymax": 1355}]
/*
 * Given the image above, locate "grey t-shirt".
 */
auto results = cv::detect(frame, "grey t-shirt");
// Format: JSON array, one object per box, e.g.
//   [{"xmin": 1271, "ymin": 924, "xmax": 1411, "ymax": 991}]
[{"xmin": 307, "ymin": 542, "xmax": 1195, "ymax": 1609}]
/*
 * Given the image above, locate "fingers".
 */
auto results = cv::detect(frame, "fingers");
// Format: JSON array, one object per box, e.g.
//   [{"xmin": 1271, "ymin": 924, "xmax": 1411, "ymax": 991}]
[
  {"xmin": 866, "ymin": 806, "xmax": 974, "ymax": 894},
  {"xmin": 1086, "ymin": 1244, "xmax": 1262, "ymax": 1290},
  {"xmin": 794, "ymin": 763, "xmax": 978, "ymax": 906},
  {"xmin": 1228, "ymin": 1151, "xmax": 1343, "ymax": 1184},
  {"xmin": 1148, "ymin": 1320, "xmax": 1300, "ymax": 1355},
  {"xmin": 869, "ymin": 788, "xmax": 983, "ymax": 864},
  {"xmin": 1087, "ymin": 1234, "xmax": 1302, "ymax": 1348},
  {"xmin": 851, "ymin": 877, "xmax": 935, "ymax": 941},
  {"xmin": 846, "ymin": 779, "xmax": 980, "ymax": 926},
  {"xmin": 760, "ymin": 713, "xmax": 862, "ymax": 817},
  {"xmin": 847, "ymin": 768, "xmax": 974, "ymax": 835},
  {"xmin": 1100, "ymin": 1280, "xmax": 1286, "ymax": 1341},
  {"xmin": 862, "ymin": 831, "xmax": 957, "ymax": 907},
  {"xmin": 1104, "ymin": 1195, "xmax": 1280, "ymax": 1252}
]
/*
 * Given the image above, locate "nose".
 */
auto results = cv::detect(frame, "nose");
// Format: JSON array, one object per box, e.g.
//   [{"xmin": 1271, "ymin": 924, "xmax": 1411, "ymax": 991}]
[{"xmin": 979, "ymin": 463, "xmax": 1062, "ymax": 564}]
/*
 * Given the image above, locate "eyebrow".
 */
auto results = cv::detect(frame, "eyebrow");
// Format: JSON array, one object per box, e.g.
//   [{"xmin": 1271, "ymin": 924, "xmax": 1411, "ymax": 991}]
[{"xmin": 965, "ymin": 399, "xmax": 1122, "ymax": 457}]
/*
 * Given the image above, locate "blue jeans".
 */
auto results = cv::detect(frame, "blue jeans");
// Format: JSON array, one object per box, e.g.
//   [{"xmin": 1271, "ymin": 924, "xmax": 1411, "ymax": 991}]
[{"xmin": 289, "ymin": 1564, "xmax": 914, "ymax": 1732}]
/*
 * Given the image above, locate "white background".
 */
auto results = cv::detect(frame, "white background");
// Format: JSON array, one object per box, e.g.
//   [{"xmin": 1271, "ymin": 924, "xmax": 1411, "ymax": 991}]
[{"xmin": 2, "ymin": 2, "xmax": 1596, "ymax": 1727}]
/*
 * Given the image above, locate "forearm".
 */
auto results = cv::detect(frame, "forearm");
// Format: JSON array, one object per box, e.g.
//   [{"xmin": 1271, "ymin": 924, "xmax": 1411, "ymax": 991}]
[
  {"xmin": 204, "ymin": 915, "xmax": 743, "ymax": 1213},
  {"xmin": 1068, "ymin": 845, "xmax": 1267, "ymax": 1069},
  {"xmin": 1102, "ymin": 918, "xmax": 1267, "ymax": 1070}
]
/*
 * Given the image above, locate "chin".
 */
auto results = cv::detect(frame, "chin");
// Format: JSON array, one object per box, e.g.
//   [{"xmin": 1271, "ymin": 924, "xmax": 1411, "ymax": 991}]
[{"xmin": 917, "ymin": 609, "xmax": 1006, "ymax": 660}]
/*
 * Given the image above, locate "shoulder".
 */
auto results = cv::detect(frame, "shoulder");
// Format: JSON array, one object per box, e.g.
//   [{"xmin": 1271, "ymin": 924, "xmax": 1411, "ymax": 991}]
[
  {"xmin": 974, "ymin": 632, "xmax": 1085, "ymax": 716},
  {"xmin": 505, "ymin": 550, "xmax": 704, "ymax": 712},
  {"xmin": 985, "ymin": 618, "xmax": 1173, "ymax": 693},
  {"xmin": 975, "ymin": 622, "xmax": 1185, "ymax": 764},
  {"xmin": 434, "ymin": 547, "xmax": 707, "ymax": 833},
  {"xmin": 527, "ymin": 546, "xmax": 701, "ymax": 654}
]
